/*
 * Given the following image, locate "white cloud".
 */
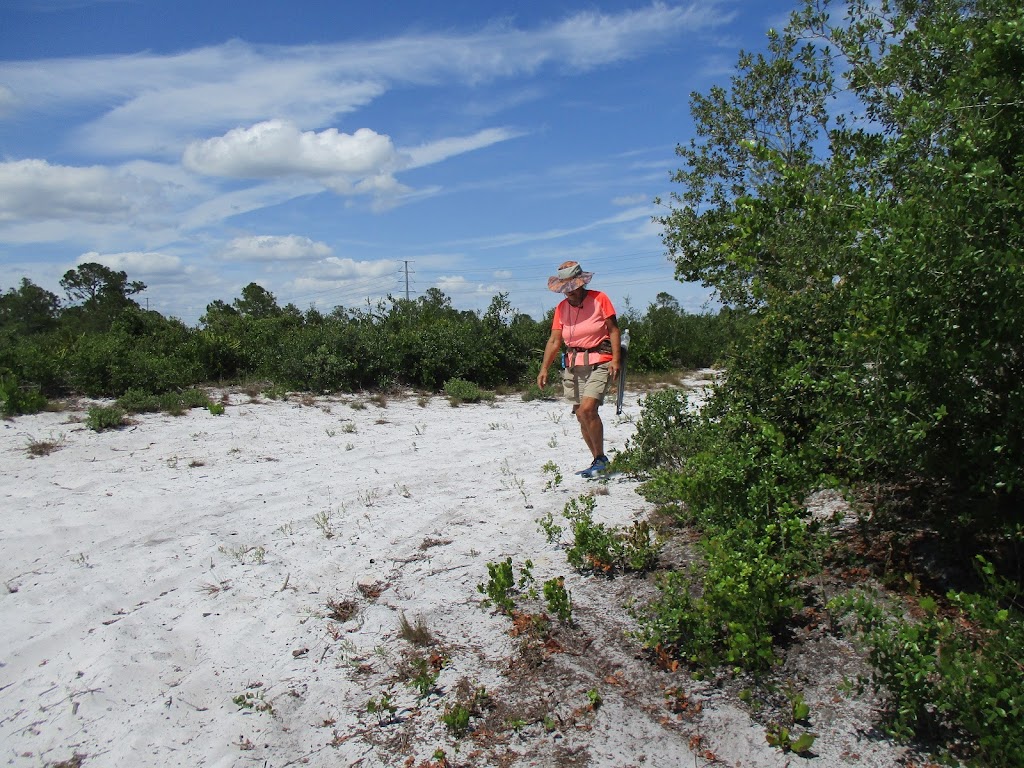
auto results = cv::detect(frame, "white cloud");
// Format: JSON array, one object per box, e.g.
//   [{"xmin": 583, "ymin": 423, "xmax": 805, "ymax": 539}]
[
  {"xmin": 548, "ymin": 2, "xmax": 731, "ymax": 69},
  {"xmin": 0, "ymin": 2, "xmax": 737, "ymax": 296},
  {"xmin": 310, "ymin": 257, "xmax": 397, "ymax": 281},
  {"xmin": 0, "ymin": 84, "xmax": 16, "ymax": 117},
  {"xmin": 620, "ymin": 216, "xmax": 664, "ymax": 241},
  {"xmin": 331, "ymin": 173, "xmax": 412, "ymax": 201},
  {"xmin": 184, "ymin": 121, "xmax": 398, "ymax": 180},
  {"xmin": 180, "ymin": 120, "xmax": 521, "ymax": 210},
  {"xmin": 284, "ymin": 259, "xmax": 402, "ymax": 309},
  {"xmin": 0, "ymin": 159, "xmax": 147, "ymax": 222},
  {"xmin": 0, "ymin": 4, "xmax": 734, "ymax": 157},
  {"xmin": 434, "ymin": 275, "xmax": 500, "ymax": 298},
  {"xmin": 184, "ymin": 121, "xmax": 522, "ymax": 199},
  {"xmin": 84, "ymin": 76, "xmax": 386, "ymax": 159},
  {"xmin": 221, "ymin": 235, "xmax": 334, "ymax": 262},
  {"xmin": 77, "ymin": 250, "xmax": 184, "ymax": 276},
  {"xmin": 601, "ymin": 205, "xmax": 657, "ymax": 225},
  {"xmin": 0, "ymin": 159, "xmax": 208, "ymax": 243}
]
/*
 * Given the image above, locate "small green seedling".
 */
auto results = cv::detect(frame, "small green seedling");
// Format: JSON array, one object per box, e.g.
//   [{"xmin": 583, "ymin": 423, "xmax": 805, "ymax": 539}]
[
  {"xmin": 367, "ymin": 690, "xmax": 398, "ymax": 726},
  {"xmin": 440, "ymin": 703, "xmax": 472, "ymax": 737},
  {"xmin": 542, "ymin": 460, "xmax": 563, "ymax": 490}
]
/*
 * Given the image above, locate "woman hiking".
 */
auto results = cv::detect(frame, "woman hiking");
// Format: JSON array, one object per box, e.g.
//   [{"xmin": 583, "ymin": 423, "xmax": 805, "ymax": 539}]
[{"xmin": 536, "ymin": 261, "xmax": 621, "ymax": 478}]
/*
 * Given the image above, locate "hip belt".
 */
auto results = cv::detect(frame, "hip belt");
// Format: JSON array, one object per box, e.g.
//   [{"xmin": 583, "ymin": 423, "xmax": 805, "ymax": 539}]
[{"xmin": 564, "ymin": 339, "xmax": 612, "ymax": 369}]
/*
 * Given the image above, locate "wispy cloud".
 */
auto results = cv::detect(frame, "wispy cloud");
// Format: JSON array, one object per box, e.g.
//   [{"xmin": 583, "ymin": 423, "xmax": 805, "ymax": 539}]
[
  {"xmin": 0, "ymin": 3, "xmax": 733, "ymax": 159},
  {"xmin": 402, "ymin": 127, "xmax": 526, "ymax": 169},
  {"xmin": 449, "ymin": 205, "xmax": 656, "ymax": 250},
  {"xmin": 612, "ymin": 193, "xmax": 650, "ymax": 206}
]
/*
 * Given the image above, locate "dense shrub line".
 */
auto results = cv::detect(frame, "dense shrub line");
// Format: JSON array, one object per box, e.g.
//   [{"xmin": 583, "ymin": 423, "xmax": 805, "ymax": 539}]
[{"xmin": 1, "ymin": 273, "xmax": 741, "ymax": 403}]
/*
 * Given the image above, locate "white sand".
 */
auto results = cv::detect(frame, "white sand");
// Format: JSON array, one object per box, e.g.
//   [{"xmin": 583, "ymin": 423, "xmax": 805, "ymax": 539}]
[{"xmin": 1, "ymin": 377, "xmax": 905, "ymax": 767}]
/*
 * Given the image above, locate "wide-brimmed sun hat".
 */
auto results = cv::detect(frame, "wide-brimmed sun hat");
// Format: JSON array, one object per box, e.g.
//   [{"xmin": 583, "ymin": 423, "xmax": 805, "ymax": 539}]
[{"xmin": 547, "ymin": 260, "xmax": 594, "ymax": 294}]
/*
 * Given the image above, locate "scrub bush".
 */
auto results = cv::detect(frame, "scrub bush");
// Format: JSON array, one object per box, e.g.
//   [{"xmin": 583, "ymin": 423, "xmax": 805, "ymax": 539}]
[
  {"xmin": 85, "ymin": 405, "xmax": 126, "ymax": 432},
  {"xmin": 443, "ymin": 378, "xmax": 493, "ymax": 406},
  {"xmin": 0, "ymin": 374, "xmax": 47, "ymax": 417}
]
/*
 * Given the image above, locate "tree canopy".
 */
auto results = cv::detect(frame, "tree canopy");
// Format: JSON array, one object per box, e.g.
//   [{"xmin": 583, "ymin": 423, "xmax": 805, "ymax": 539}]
[{"xmin": 659, "ymin": 0, "xmax": 1024, "ymax": 502}]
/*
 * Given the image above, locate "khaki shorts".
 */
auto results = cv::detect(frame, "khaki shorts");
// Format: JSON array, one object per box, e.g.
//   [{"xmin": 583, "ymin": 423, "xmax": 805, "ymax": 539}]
[{"xmin": 561, "ymin": 363, "xmax": 611, "ymax": 405}]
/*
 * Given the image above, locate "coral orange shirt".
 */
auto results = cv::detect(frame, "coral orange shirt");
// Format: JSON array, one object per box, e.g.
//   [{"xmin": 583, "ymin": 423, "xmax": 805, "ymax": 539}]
[{"xmin": 552, "ymin": 290, "xmax": 616, "ymax": 365}]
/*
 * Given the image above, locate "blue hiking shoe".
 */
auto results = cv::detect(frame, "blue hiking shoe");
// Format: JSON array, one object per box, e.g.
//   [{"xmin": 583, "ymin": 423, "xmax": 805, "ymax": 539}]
[{"xmin": 579, "ymin": 455, "xmax": 610, "ymax": 478}]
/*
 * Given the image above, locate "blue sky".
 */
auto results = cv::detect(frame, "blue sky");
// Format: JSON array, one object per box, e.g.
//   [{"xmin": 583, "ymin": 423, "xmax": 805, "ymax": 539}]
[{"xmin": 0, "ymin": 0, "xmax": 795, "ymax": 325}]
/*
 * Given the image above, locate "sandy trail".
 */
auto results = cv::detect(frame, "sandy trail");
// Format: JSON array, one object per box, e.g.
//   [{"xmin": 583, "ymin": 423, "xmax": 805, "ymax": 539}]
[{"xmin": 1, "ymin": 376, "xmax": 903, "ymax": 767}]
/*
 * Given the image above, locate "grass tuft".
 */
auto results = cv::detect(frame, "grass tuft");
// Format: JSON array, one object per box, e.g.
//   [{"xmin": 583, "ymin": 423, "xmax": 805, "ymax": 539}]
[
  {"xmin": 398, "ymin": 611, "xmax": 435, "ymax": 646},
  {"xmin": 26, "ymin": 434, "xmax": 65, "ymax": 457}
]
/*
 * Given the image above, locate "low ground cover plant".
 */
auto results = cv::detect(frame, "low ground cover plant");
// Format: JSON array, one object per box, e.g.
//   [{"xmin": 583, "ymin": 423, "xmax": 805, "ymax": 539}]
[
  {"xmin": 366, "ymin": 690, "xmax": 398, "ymax": 726},
  {"xmin": 440, "ymin": 683, "xmax": 491, "ymax": 739},
  {"xmin": 830, "ymin": 557, "xmax": 1024, "ymax": 767},
  {"xmin": 541, "ymin": 577, "xmax": 573, "ymax": 625},
  {"xmin": 116, "ymin": 387, "xmax": 212, "ymax": 415},
  {"xmin": 548, "ymin": 495, "xmax": 661, "ymax": 576},
  {"xmin": 443, "ymin": 377, "xmax": 494, "ymax": 406},
  {"xmin": 85, "ymin": 405, "xmax": 127, "ymax": 432}
]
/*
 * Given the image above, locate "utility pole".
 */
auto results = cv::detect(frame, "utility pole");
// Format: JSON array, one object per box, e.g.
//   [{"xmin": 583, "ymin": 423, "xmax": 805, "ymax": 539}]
[{"xmin": 402, "ymin": 260, "xmax": 414, "ymax": 301}]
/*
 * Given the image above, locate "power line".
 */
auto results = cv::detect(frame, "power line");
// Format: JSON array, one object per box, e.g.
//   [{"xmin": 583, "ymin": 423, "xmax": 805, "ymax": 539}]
[{"xmin": 401, "ymin": 260, "xmax": 414, "ymax": 301}]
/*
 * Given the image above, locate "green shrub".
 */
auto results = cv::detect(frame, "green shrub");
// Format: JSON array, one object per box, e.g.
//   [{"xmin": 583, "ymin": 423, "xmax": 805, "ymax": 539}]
[
  {"xmin": 564, "ymin": 495, "xmax": 621, "ymax": 575},
  {"xmin": 180, "ymin": 388, "xmax": 211, "ymax": 408},
  {"xmin": 440, "ymin": 703, "xmax": 472, "ymax": 737},
  {"xmin": 0, "ymin": 332, "xmax": 64, "ymax": 396},
  {"xmin": 440, "ymin": 685, "xmax": 490, "ymax": 738},
  {"xmin": 62, "ymin": 325, "xmax": 203, "ymax": 398},
  {"xmin": 637, "ymin": 512, "xmax": 808, "ymax": 671},
  {"xmin": 118, "ymin": 388, "xmax": 211, "ymax": 415},
  {"xmin": 444, "ymin": 377, "xmax": 493, "ymax": 406},
  {"xmin": 0, "ymin": 373, "xmax": 47, "ymax": 417},
  {"xmin": 542, "ymin": 577, "xmax": 573, "ymax": 624},
  {"xmin": 159, "ymin": 392, "xmax": 188, "ymax": 416},
  {"xmin": 617, "ymin": 389, "xmax": 700, "ymax": 475},
  {"xmin": 262, "ymin": 383, "xmax": 288, "ymax": 400},
  {"xmin": 520, "ymin": 381, "xmax": 557, "ymax": 402},
  {"xmin": 520, "ymin": 359, "xmax": 558, "ymax": 401},
  {"xmin": 158, "ymin": 388, "xmax": 211, "ymax": 415},
  {"xmin": 477, "ymin": 558, "xmax": 535, "ymax": 615},
  {"xmin": 85, "ymin": 405, "xmax": 126, "ymax": 432}
]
